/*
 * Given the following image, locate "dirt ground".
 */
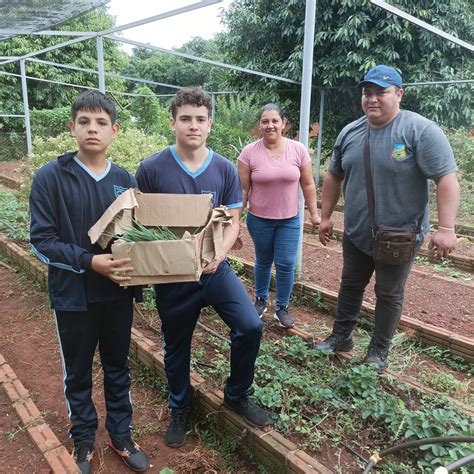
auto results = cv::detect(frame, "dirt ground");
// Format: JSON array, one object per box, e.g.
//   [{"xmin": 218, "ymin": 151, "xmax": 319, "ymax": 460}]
[
  {"xmin": 0, "ymin": 265, "xmax": 248, "ymax": 473},
  {"xmin": 231, "ymin": 226, "xmax": 474, "ymax": 339},
  {"xmin": 0, "ymin": 160, "xmax": 26, "ymax": 183}
]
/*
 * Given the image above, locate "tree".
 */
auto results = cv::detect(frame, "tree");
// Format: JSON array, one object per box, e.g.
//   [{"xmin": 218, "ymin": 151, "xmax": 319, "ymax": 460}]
[
  {"xmin": 0, "ymin": 8, "xmax": 127, "ymax": 158},
  {"xmin": 221, "ymin": 0, "xmax": 474, "ymax": 133},
  {"xmin": 128, "ymin": 85, "xmax": 173, "ymax": 142},
  {"xmin": 0, "ymin": 8, "xmax": 127, "ymax": 113},
  {"xmin": 124, "ymin": 36, "xmax": 231, "ymax": 94}
]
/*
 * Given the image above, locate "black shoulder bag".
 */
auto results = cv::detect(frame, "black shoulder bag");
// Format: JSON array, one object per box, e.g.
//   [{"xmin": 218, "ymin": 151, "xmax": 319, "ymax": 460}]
[{"xmin": 364, "ymin": 130, "xmax": 422, "ymax": 265}]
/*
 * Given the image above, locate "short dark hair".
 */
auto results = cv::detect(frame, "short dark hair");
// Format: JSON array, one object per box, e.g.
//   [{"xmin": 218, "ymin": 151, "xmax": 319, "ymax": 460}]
[
  {"xmin": 170, "ymin": 87, "xmax": 212, "ymax": 119},
  {"xmin": 258, "ymin": 103, "xmax": 285, "ymax": 121},
  {"xmin": 71, "ymin": 90, "xmax": 117, "ymax": 124}
]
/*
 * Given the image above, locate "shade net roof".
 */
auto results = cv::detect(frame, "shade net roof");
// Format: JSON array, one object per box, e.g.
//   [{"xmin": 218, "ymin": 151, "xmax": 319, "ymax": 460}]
[{"xmin": 0, "ymin": 0, "xmax": 109, "ymax": 41}]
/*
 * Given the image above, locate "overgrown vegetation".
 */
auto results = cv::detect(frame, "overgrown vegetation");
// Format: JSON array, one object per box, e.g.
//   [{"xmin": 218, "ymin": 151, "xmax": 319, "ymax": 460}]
[
  {"xmin": 0, "ymin": 188, "xmax": 29, "ymax": 241},
  {"xmin": 192, "ymin": 334, "xmax": 474, "ymax": 472}
]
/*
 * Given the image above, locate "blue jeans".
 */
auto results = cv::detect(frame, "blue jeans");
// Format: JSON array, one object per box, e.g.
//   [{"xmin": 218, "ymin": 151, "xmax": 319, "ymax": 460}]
[
  {"xmin": 333, "ymin": 234, "xmax": 420, "ymax": 348},
  {"xmin": 246, "ymin": 212, "xmax": 300, "ymax": 308}
]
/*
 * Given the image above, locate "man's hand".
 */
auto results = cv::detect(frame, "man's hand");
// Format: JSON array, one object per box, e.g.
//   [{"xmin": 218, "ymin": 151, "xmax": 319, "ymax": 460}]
[
  {"xmin": 91, "ymin": 254, "xmax": 134, "ymax": 284},
  {"xmin": 201, "ymin": 254, "xmax": 225, "ymax": 274},
  {"xmin": 319, "ymin": 218, "xmax": 334, "ymax": 246},
  {"xmin": 428, "ymin": 230, "xmax": 457, "ymax": 258}
]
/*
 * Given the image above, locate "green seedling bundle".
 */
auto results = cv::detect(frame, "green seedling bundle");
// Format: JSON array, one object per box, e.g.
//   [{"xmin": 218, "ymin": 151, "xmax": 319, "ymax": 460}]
[{"xmin": 114, "ymin": 218, "xmax": 180, "ymax": 242}]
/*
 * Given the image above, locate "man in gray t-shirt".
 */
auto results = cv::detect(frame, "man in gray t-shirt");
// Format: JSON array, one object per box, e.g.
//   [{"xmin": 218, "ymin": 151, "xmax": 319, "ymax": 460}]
[{"xmin": 314, "ymin": 65, "xmax": 460, "ymax": 373}]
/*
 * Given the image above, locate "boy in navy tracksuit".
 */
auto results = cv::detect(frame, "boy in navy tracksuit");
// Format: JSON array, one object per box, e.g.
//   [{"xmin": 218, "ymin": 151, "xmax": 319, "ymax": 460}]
[
  {"xmin": 136, "ymin": 87, "xmax": 268, "ymax": 448},
  {"xmin": 29, "ymin": 91, "xmax": 149, "ymax": 474}
]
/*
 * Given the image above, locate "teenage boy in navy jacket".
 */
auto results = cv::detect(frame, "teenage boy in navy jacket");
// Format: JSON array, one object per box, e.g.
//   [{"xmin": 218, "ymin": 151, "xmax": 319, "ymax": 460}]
[
  {"xmin": 29, "ymin": 90, "xmax": 149, "ymax": 474},
  {"xmin": 136, "ymin": 87, "xmax": 268, "ymax": 449}
]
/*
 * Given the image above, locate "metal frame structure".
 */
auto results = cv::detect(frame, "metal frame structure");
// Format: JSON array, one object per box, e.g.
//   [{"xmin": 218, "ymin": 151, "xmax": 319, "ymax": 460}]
[{"xmin": 1, "ymin": 0, "xmax": 473, "ymax": 276}]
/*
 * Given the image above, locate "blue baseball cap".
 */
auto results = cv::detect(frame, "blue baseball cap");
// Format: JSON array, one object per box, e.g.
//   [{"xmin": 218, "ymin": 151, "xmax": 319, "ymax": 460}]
[{"xmin": 359, "ymin": 65, "xmax": 403, "ymax": 89}]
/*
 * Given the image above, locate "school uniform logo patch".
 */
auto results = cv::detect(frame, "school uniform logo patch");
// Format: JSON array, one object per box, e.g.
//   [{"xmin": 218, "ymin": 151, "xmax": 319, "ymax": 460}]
[
  {"xmin": 391, "ymin": 144, "xmax": 408, "ymax": 161},
  {"xmin": 114, "ymin": 185, "xmax": 128, "ymax": 198},
  {"xmin": 201, "ymin": 190, "xmax": 216, "ymax": 205}
]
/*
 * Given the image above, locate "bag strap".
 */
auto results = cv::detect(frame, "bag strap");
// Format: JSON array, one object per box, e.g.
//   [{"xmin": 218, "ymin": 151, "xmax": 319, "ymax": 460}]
[
  {"xmin": 363, "ymin": 127, "xmax": 376, "ymax": 234},
  {"xmin": 363, "ymin": 126, "xmax": 423, "ymax": 234}
]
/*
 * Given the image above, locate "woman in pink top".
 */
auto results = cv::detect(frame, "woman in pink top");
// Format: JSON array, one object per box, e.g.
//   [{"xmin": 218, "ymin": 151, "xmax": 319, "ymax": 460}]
[{"xmin": 238, "ymin": 104, "xmax": 320, "ymax": 328}]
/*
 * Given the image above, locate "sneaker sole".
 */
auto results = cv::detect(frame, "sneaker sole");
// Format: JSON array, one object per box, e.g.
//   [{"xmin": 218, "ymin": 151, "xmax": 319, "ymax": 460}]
[
  {"xmin": 223, "ymin": 401, "xmax": 268, "ymax": 428},
  {"xmin": 108, "ymin": 441, "xmax": 150, "ymax": 472},
  {"xmin": 273, "ymin": 313, "xmax": 294, "ymax": 328},
  {"xmin": 258, "ymin": 307, "xmax": 267, "ymax": 319}
]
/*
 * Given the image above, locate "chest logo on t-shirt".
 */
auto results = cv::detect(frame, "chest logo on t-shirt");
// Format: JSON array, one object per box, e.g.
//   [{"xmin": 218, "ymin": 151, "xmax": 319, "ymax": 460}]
[
  {"xmin": 201, "ymin": 190, "xmax": 216, "ymax": 205},
  {"xmin": 114, "ymin": 185, "xmax": 128, "ymax": 198},
  {"xmin": 391, "ymin": 143, "xmax": 408, "ymax": 161}
]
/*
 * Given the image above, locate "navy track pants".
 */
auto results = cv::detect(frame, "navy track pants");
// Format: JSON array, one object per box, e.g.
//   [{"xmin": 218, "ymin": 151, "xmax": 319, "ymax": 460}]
[
  {"xmin": 55, "ymin": 298, "xmax": 133, "ymax": 447},
  {"xmin": 154, "ymin": 260, "xmax": 263, "ymax": 410}
]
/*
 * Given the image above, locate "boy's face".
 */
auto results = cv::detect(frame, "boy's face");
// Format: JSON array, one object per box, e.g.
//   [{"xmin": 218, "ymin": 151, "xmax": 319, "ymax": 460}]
[
  {"xmin": 69, "ymin": 109, "xmax": 119, "ymax": 156},
  {"xmin": 171, "ymin": 104, "xmax": 211, "ymax": 151}
]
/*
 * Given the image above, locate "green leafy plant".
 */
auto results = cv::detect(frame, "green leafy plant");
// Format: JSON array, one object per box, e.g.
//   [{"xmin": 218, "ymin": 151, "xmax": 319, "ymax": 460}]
[
  {"xmin": 216, "ymin": 94, "xmax": 260, "ymax": 132},
  {"xmin": 419, "ymin": 370, "xmax": 469, "ymax": 396},
  {"xmin": 0, "ymin": 188, "xmax": 29, "ymax": 240},
  {"xmin": 207, "ymin": 122, "xmax": 254, "ymax": 164},
  {"xmin": 191, "ymin": 332, "xmax": 474, "ymax": 471}
]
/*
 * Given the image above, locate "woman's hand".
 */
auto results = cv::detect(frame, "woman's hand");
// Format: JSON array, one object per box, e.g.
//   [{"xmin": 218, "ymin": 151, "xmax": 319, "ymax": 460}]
[{"xmin": 310, "ymin": 213, "xmax": 321, "ymax": 229}]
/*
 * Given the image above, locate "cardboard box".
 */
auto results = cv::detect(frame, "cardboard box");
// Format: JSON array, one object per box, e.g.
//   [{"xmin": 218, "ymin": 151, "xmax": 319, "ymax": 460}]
[{"xmin": 88, "ymin": 189, "xmax": 232, "ymax": 285}]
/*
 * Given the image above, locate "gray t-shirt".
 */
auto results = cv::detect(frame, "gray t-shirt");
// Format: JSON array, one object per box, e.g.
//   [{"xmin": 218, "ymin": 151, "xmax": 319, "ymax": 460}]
[{"xmin": 329, "ymin": 110, "xmax": 457, "ymax": 255}]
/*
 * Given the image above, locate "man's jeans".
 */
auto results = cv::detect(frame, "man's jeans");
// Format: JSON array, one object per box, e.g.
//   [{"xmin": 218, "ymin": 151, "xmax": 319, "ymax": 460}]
[
  {"xmin": 333, "ymin": 233, "xmax": 420, "ymax": 347},
  {"xmin": 246, "ymin": 212, "xmax": 300, "ymax": 308}
]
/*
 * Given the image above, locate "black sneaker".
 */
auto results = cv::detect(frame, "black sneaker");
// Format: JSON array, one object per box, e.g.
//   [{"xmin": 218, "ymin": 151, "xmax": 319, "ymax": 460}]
[
  {"xmin": 313, "ymin": 333, "xmax": 354, "ymax": 352},
  {"xmin": 109, "ymin": 437, "xmax": 150, "ymax": 472},
  {"xmin": 73, "ymin": 444, "xmax": 94, "ymax": 474},
  {"xmin": 254, "ymin": 297, "xmax": 267, "ymax": 318},
  {"xmin": 274, "ymin": 306, "xmax": 294, "ymax": 328},
  {"xmin": 363, "ymin": 343, "xmax": 389, "ymax": 374},
  {"xmin": 224, "ymin": 395, "xmax": 269, "ymax": 427},
  {"xmin": 165, "ymin": 408, "xmax": 191, "ymax": 448}
]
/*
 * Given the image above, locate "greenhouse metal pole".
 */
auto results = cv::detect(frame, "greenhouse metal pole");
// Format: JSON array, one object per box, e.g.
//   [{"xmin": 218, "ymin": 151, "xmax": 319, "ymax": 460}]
[
  {"xmin": 295, "ymin": 0, "xmax": 316, "ymax": 280},
  {"xmin": 20, "ymin": 60, "xmax": 32, "ymax": 155},
  {"xmin": 96, "ymin": 36, "xmax": 105, "ymax": 93},
  {"xmin": 315, "ymin": 89, "xmax": 325, "ymax": 186},
  {"xmin": 211, "ymin": 93, "xmax": 216, "ymax": 122}
]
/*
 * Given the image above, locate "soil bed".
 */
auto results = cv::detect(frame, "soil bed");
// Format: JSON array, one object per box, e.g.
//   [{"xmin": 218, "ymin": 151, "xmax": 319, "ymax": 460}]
[
  {"xmin": 0, "ymin": 265, "xmax": 255, "ymax": 473},
  {"xmin": 231, "ymin": 226, "xmax": 474, "ymax": 339},
  {"xmin": 133, "ymin": 296, "xmax": 473, "ymax": 474}
]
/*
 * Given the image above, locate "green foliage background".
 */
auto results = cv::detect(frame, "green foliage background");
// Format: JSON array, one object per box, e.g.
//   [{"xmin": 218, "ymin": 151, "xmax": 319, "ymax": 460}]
[
  {"xmin": 28, "ymin": 128, "xmax": 168, "ymax": 174},
  {"xmin": 221, "ymin": 0, "xmax": 474, "ymax": 132}
]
